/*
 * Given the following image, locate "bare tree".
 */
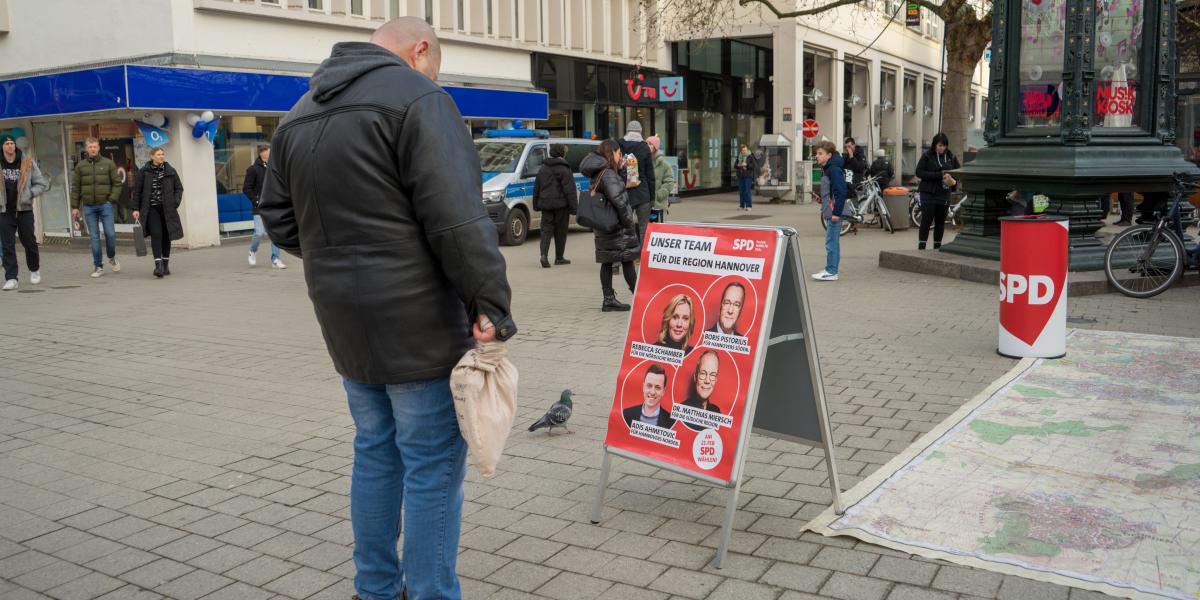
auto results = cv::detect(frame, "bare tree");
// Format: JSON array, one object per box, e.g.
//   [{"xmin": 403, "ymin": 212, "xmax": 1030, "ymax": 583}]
[{"xmin": 640, "ymin": 0, "xmax": 992, "ymax": 155}]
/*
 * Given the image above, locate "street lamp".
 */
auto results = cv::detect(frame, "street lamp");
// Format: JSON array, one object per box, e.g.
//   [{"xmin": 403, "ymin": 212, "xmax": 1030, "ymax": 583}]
[{"xmin": 941, "ymin": 0, "xmax": 1200, "ymax": 269}]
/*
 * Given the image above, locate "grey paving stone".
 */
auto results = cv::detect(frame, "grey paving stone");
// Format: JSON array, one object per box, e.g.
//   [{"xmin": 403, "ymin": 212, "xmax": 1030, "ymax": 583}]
[
  {"xmin": 155, "ymin": 570, "xmax": 235, "ymax": 600},
  {"xmin": 592, "ymin": 555, "xmax": 668, "ymax": 587},
  {"xmin": 497, "ymin": 536, "xmax": 568, "ymax": 563},
  {"xmin": 95, "ymin": 585, "xmax": 166, "ymax": 600},
  {"xmin": 751, "ymin": 538, "xmax": 822, "ymax": 564},
  {"xmin": 11, "ymin": 561, "xmax": 91, "ymax": 592},
  {"xmin": 486, "ymin": 560, "xmax": 560, "ymax": 592},
  {"xmin": 810, "ymin": 546, "xmax": 881, "ymax": 576},
  {"xmin": 931, "ymin": 565, "xmax": 1004, "ymax": 597},
  {"xmin": 251, "ymin": 531, "xmax": 321, "ymax": 559},
  {"xmin": 760, "ymin": 563, "xmax": 832, "ymax": 594},
  {"xmin": 119, "ymin": 557, "xmax": 195, "ymax": 590},
  {"xmin": 648, "ymin": 566, "xmax": 724, "ymax": 600},
  {"xmin": 262, "ymin": 565, "xmax": 340, "ymax": 599},
  {"xmin": 705, "ymin": 578, "xmax": 781, "ymax": 600},
  {"xmin": 997, "ymin": 576, "xmax": 1071, "ymax": 600},
  {"xmin": 819, "ymin": 572, "xmax": 893, "ymax": 600},
  {"xmin": 121, "ymin": 524, "xmax": 189, "ymax": 551},
  {"xmin": 46, "ymin": 572, "xmax": 123, "ymax": 600},
  {"xmin": 596, "ymin": 583, "xmax": 670, "ymax": 600},
  {"xmin": 536, "ymin": 571, "xmax": 615, "ymax": 600},
  {"xmin": 597, "ymin": 531, "xmax": 669, "ymax": 560},
  {"xmin": 886, "ymin": 585, "xmax": 956, "ymax": 600},
  {"xmin": 225, "ymin": 555, "xmax": 299, "ymax": 586},
  {"xmin": 197, "ymin": 581, "xmax": 277, "ymax": 600},
  {"xmin": 85, "ymin": 547, "xmax": 159, "ymax": 577},
  {"xmin": 187, "ymin": 546, "xmax": 263, "ymax": 575},
  {"xmin": 456, "ymin": 548, "xmax": 512, "ymax": 580},
  {"xmin": 154, "ymin": 534, "xmax": 226, "ymax": 563},
  {"xmin": 288, "ymin": 541, "xmax": 350, "ymax": 571}
]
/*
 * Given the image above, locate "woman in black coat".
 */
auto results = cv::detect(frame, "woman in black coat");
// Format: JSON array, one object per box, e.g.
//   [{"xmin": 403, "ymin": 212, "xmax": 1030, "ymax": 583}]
[
  {"xmin": 532, "ymin": 143, "xmax": 578, "ymax": 268},
  {"xmin": 580, "ymin": 140, "xmax": 640, "ymax": 312},
  {"xmin": 132, "ymin": 147, "xmax": 185, "ymax": 278},
  {"xmin": 914, "ymin": 132, "xmax": 960, "ymax": 250}
]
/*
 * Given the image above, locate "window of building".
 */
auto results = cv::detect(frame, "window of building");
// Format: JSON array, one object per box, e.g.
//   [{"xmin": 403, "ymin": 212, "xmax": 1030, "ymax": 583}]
[
  {"xmin": 424, "ymin": 0, "xmax": 432, "ymax": 22},
  {"xmin": 685, "ymin": 41, "xmax": 722, "ymax": 75},
  {"xmin": 457, "ymin": 0, "xmax": 464, "ymax": 30},
  {"xmin": 731, "ymin": 41, "xmax": 755, "ymax": 78},
  {"xmin": 674, "ymin": 110, "xmax": 725, "ymax": 190},
  {"xmin": 1017, "ymin": 0, "xmax": 1066, "ymax": 128},
  {"xmin": 351, "ymin": 0, "xmax": 364, "ymax": 15},
  {"xmin": 213, "ymin": 117, "xmax": 280, "ymax": 223},
  {"xmin": 308, "ymin": 0, "xmax": 323, "ymax": 9}
]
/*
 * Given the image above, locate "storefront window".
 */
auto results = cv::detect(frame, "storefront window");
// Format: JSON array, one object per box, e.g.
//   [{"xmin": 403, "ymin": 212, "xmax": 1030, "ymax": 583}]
[
  {"xmin": 1092, "ymin": 0, "xmax": 1142, "ymax": 128},
  {"xmin": 67, "ymin": 122, "xmax": 138, "ymax": 225},
  {"xmin": 213, "ymin": 116, "xmax": 279, "ymax": 198},
  {"xmin": 31, "ymin": 123, "xmax": 72, "ymax": 236},
  {"xmin": 674, "ymin": 110, "xmax": 724, "ymax": 190},
  {"xmin": 1017, "ymin": 0, "xmax": 1067, "ymax": 128}
]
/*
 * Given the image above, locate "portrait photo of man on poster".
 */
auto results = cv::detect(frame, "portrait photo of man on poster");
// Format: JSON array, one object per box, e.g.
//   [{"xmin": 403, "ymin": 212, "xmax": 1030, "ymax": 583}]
[
  {"xmin": 622, "ymin": 364, "xmax": 677, "ymax": 430},
  {"xmin": 708, "ymin": 281, "xmax": 746, "ymax": 337}
]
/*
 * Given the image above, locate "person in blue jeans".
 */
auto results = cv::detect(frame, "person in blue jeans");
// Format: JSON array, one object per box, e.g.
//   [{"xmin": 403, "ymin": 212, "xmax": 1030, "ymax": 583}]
[
  {"xmin": 242, "ymin": 144, "xmax": 286, "ymax": 269},
  {"xmin": 70, "ymin": 138, "xmax": 122, "ymax": 278},
  {"xmin": 734, "ymin": 143, "xmax": 759, "ymax": 211},
  {"xmin": 259, "ymin": 18, "xmax": 516, "ymax": 600},
  {"xmin": 813, "ymin": 140, "xmax": 846, "ymax": 282}
]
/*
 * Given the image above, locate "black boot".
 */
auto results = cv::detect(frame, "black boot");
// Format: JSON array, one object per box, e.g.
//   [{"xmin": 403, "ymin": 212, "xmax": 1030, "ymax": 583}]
[
  {"xmin": 153, "ymin": 260, "xmax": 164, "ymax": 278},
  {"xmin": 554, "ymin": 257, "xmax": 571, "ymax": 265},
  {"xmin": 602, "ymin": 289, "xmax": 630, "ymax": 312},
  {"xmin": 540, "ymin": 256, "xmax": 551, "ymax": 269},
  {"xmin": 918, "ymin": 241, "xmax": 927, "ymax": 250},
  {"xmin": 162, "ymin": 259, "xmax": 171, "ymax": 276},
  {"xmin": 933, "ymin": 242, "xmax": 941, "ymax": 250}
]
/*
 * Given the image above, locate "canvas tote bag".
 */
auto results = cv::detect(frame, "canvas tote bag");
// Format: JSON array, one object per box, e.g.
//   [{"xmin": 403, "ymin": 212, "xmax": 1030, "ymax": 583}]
[{"xmin": 450, "ymin": 341, "xmax": 519, "ymax": 477}]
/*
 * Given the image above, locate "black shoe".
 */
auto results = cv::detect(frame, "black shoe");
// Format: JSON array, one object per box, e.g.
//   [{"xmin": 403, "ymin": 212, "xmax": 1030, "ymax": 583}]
[
  {"xmin": 540, "ymin": 256, "xmax": 551, "ymax": 269},
  {"xmin": 554, "ymin": 258, "xmax": 571, "ymax": 265},
  {"xmin": 918, "ymin": 242, "xmax": 927, "ymax": 250},
  {"xmin": 1114, "ymin": 220, "xmax": 1132, "ymax": 226},
  {"xmin": 933, "ymin": 242, "xmax": 941, "ymax": 250},
  {"xmin": 602, "ymin": 289, "xmax": 631, "ymax": 312},
  {"xmin": 162, "ymin": 259, "xmax": 171, "ymax": 276},
  {"xmin": 153, "ymin": 261, "xmax": 164, "ymax": 278}
]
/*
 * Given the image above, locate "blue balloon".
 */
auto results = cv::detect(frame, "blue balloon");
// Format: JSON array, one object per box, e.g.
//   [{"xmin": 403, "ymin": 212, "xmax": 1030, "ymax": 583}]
[
  {"xmin": 205, "ymin": 120, "xmax": 219, "ymax": 142},
  {"xmin": 512, "ymin": 119, "xmax": 524, "ymax": 130},
  {"xmin": 192, "ymin": 121, "xmax": 207, "ymax": 138}
]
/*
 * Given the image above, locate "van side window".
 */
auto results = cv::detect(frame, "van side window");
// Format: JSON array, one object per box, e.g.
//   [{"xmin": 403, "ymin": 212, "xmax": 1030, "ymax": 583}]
[
  {"xmin": 524, "ymin": 146, "xmax": 547, "ymax": 178},
  {"xmin": 565, "ymin": 144, "xmax": 596, "ymax": 172}
]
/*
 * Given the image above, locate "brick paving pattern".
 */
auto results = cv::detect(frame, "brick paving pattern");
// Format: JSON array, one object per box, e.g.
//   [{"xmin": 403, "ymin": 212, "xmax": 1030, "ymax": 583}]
[{"xmin": 2, "ymin": 194, "xmax": 1197, "ymax": 599}]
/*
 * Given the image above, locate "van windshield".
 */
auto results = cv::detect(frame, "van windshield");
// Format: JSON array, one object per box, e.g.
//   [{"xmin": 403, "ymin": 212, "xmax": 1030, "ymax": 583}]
[{"xmin": 476, "ymin": 142, "xmax": 524, "ymax": 173}]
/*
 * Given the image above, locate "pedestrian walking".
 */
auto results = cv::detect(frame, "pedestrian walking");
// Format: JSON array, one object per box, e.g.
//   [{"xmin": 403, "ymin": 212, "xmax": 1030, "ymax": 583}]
[
  {"xmin": 842, "ymin": 137, "xmax": 868, "ymax": 197},
  {"xmin": 915, "ymin": 132, "xmax": 960, "ymax": 250},
  {"xmin": 734, "ymin": 143, "xmax": 758, "ymax": 211},
  {"xmin": 617, "ymin": 121, "xmax": 655, "ymax": 243},
  {"xmin": 70, "ymin": 137, "xmax": 122, "ymax": 277},
  {"xmin": 813, "ymin": 140, "xmax": 846, "ymax": 282},
  {"xmin": 867, "ymin": 148, "xmax": 893, "ymax": 185},
  {"xmin": 131, "ymin": 148, "xmax": 184, "ymax": 278},
  {"xmin": 647, "ymin": 135, "xmax": 675, "ymax": 223},
  {"xmin": 580, "ymin": 140, "xmax": 640, "ymax": 311},
  {"xmin": 242, "ymin": 144, "xmax": 286, "ymax": 269},
  {"xmin": 532, "ymin": 143, "xmax": 576, "ymax": 268},
  {"xmin": 1, "ymin": 134, "xmax": 47, "ymax": 290},
  {"xmin": 259, "ymin": 18, "xmax": 515, "ymax": 600}
]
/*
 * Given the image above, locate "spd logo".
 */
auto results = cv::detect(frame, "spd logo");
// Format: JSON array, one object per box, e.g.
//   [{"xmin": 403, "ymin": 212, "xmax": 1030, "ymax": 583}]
[{"xmin": 999, "ymin": 273, "xmax": 1055, "ymax": 305}]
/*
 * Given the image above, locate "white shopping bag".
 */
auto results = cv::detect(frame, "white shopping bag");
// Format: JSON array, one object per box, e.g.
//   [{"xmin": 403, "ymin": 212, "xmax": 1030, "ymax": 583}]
[{"xmin": 450, "ymin": 341, "xmax": 518, "ymax": 478}]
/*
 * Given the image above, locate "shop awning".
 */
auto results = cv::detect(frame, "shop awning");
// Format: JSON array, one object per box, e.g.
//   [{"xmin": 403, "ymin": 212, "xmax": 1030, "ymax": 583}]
[{"xmin": 0, "ymin": 65, "xmax": 548, "ymax": 121}]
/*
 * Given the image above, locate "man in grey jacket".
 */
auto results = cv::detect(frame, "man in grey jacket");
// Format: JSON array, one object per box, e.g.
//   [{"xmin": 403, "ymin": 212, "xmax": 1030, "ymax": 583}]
[
  {"xmin": 0, "ymin": 134, "xmax": 47, "ymax": 290},
  {"xmin": 260, "ymin": 18, "xmax": 515, "ymax": 600}
]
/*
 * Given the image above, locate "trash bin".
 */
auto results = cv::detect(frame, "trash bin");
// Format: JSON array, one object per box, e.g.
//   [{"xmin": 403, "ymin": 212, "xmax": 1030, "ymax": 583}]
[
  {"xmin": 998, "ymin": 216, "xmax": 1068, "ymax": 359},
  {"xmin": 883, "ymin": 187, "xmax": 911, "ymax": 230}
]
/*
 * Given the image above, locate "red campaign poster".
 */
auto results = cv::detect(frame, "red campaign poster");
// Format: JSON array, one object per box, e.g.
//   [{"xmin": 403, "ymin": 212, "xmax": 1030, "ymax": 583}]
[{"xmin": 603, "ymin": 223, "xmax": 779, "ymax": 483}]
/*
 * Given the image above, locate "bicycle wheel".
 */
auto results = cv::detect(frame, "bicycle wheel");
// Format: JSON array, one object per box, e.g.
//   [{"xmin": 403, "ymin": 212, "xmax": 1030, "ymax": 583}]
[
  {"xmin": 909, "ymin": 199, "xmax": 922, "ymax": 227},
  {"xmin": 880, "ymin": 202, "xmax": 894, "ymax": 233},
  {"xmin": 1104, "ymin": 225, "xmax": 1185, "ymax": 298}
]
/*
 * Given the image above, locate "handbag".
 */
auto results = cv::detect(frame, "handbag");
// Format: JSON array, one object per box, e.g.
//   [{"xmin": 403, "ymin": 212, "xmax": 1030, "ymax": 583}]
[
  {"xmin": 576, "ymin": 171, "xmax": 620, "ymax": 233},
  {"xmin": 131, "ymin": 223, "xmax": 148, "ymax": 257},
  {"xmin": 450, "ymin": 341, "xmax": 519, "ymax": 478}
]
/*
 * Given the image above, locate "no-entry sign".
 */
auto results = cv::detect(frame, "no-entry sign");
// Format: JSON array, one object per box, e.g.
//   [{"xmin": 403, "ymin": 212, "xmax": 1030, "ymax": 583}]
[{"xmin": 801, "ymin": 119, "xmax": 820, "ymax": 139}]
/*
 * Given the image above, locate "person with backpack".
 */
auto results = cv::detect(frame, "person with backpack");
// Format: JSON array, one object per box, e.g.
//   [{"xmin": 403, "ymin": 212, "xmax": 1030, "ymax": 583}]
[
  {"xmin": 813, "ymin": 140, "xmax": 847, "ymax": 282},
  {"xmin": 617, "ymin": 121, "xmax": 655, "ymax": 243},
  {"xmin": 532, "ymin": 143, "xmax": 577, "ymax": 268},
  {"xmin": 867, "ymin": 148, "xmax": 893, "ymax": 185},
  {"xmin": 580, "ymin": 140, "xmax": 639, "ymax": 311}
]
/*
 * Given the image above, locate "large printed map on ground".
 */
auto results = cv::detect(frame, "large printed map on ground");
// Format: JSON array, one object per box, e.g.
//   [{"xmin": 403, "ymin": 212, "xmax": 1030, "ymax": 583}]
[{"xmin": 807, "ymin": 330, "xmax": 1200, "ymax": 600}]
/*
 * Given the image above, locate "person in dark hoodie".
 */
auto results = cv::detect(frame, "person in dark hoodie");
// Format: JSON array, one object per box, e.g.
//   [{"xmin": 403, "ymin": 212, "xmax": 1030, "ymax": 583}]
[
  {"xmin": 867, "ymin": 148, "xmax": 893, "ymax": 186},
  {"xmin": 842, "ymin": 137, "xmax": 868, "ymax": 199},
  {"xmin": 532, "ymin": 143, "xmax": 577, "ymax": 268},
  {"xmin": 814, "ymin": 140, "xmax": 847, "ymax": 281},
  {"xmin": 581, "ymin": 140, "xmax": 640, "ymax": 311},
  {"xmin": 258, "ymin": 18, "xmax": 515, "ymax": 600},
  {"xmin": 618, "ymin": 121, "xmax": 655, "ymax": 243},
  {"xmin": 915, "ymin": 132, "xmax": 961, "ymax": 250},
  {"xmin": 243, "ymin": 144, "xmax": 285, "ymax": 269}
]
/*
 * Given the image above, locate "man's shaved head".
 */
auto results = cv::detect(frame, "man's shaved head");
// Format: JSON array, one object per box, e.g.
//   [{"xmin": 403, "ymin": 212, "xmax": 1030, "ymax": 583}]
[{"xmin": 371, "ymin": 17, "xmax": 442, "ymax": 81}]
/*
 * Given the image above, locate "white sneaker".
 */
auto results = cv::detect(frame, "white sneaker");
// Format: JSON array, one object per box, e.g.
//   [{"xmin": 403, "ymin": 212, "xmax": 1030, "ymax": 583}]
[
  {"xmin": 272, "ymin": 258, "xmax": 287, "ymax": 269},
  {"xmin": 248, "ymin": 252, "xmax": 257, "ymax": 267},
  {"xmin": 2, "ymin": 279, "xmax": 17, "ymax": 291},
  {"xmin": 91, "ymin": 267, "xmax": 104, "ymax": 278},
  {"xmin": 110, "ymin": 258, "xmax": 121, "ymax": 273},
  {"xmin": 812, "ymin": 271, "xmax": 839, "ymax": 281},
  {"xmin": 29, "ymin": 271, "xmax": 40, "ymax": 285}
]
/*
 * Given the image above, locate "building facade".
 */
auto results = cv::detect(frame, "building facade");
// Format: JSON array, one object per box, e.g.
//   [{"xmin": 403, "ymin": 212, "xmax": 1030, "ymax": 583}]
[{"xmin": 0, "ymin": 0, "xmax": 986, "ymax": 248}]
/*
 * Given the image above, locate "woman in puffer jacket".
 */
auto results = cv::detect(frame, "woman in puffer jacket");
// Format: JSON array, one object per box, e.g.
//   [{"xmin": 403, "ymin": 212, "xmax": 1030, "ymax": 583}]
[{"xmin": 579, "ymin": 140, "xmax": 640, "ymax": 311}]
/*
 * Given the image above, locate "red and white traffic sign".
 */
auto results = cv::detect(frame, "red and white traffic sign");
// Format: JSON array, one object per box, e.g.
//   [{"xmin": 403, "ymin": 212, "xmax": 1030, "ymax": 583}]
[{"xmin": 801, "ymin": 119, "xmax": 820, "ymax": 139}]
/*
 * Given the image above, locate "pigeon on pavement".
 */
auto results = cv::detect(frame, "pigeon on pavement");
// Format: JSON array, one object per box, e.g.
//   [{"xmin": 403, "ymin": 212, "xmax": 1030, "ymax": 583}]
[{"xmin": 528, "ymin": 389, "xmax": 574, "ymax": 436}]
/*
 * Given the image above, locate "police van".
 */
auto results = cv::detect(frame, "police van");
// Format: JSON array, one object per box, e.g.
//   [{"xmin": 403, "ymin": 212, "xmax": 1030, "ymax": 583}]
[{"xmin": 475, "ymin": 130, "xmax": 599, "ymax": 245}]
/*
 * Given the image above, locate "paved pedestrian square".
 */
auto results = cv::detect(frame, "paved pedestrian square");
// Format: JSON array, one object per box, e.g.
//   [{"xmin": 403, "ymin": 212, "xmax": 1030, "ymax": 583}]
[{"xmin": 2, "ymin": 194, "xmax": 1197, "ymax": 599}]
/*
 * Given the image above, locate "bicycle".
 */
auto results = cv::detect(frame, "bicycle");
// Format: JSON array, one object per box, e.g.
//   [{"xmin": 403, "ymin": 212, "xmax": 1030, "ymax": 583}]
[
  {"xmin": 1103, "ymin": 172, "xmax": 1200, "ymax": 298},
  {"xmin": 821, "ymin": 176, "xmax": 893, "ymax": 236},
  {"xmin": 909, "ymin": 192, "xmax": 965, "ymax": 228}
]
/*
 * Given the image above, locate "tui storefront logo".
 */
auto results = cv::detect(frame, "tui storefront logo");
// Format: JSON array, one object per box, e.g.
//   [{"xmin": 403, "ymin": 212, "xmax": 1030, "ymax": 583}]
[{"xmin": 625, "ymin": 74, "xmax": 685, "ymax": 103}]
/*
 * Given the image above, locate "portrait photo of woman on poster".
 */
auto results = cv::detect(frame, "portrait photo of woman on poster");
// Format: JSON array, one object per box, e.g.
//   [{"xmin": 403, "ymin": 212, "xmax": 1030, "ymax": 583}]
[{"xmin": 653, "ymin": 294, "xmax": 696, "ymax": 353}]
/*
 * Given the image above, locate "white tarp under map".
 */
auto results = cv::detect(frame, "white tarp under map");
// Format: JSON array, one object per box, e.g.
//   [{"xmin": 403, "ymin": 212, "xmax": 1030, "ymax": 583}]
[{"xmin": 806, "ymin": 330, "xmax": 1200, "ymax": 600}]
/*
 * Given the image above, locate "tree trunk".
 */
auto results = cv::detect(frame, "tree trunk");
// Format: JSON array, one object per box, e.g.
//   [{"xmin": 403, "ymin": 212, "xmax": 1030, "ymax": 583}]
[{"xmin": 941, "ymin": 18, "xmax": 991, "ymax": 159}]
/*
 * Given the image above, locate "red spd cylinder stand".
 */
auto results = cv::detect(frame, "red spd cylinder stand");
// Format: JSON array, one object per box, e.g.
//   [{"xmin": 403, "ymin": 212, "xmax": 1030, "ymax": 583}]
[{"xmin": 998, "ymin": 216, "xmax": 1068, "ymax": 359}]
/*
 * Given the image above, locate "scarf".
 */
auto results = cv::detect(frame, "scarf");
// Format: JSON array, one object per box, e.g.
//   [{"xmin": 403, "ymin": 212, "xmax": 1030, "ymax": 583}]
[{"xmin": 148, "ymin": 162, "xmax": 167, "ymax": 205}]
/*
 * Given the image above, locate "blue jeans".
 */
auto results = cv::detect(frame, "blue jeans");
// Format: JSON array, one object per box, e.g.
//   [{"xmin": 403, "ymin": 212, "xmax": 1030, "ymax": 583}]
[
  {"xmin": 82, "ymin": 203, "xmax": 116, "ymax": 268},
  {"xmin": 343, "ymin": 376, "xmax": 467, "ymax": 600},
  {"xmin": 738, "ymin": 177, "xmax": 754, "ymax": 208},
  {"xmin": 249, "ymin": 215, "xmax": 280, "ymax": 260},
  {"xmin": 824, "ymin": 217, "xmax": 840, "ymax": 275}
]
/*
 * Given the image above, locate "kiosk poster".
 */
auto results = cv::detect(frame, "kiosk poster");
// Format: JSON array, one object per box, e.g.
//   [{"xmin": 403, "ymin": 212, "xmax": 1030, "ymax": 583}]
[{"xmin": 603, "ymin": 224, "xmax": 779, "ymax": 482}]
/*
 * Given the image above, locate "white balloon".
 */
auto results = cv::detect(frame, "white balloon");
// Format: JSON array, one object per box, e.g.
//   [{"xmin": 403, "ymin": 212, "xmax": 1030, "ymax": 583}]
[
  {"xmin": 15, "ymin": 136, "xmax": 29, "ymax": 151},
  {"xmin": 200, "ymin": 110, "xmax": 215, "ymax": 122},
  {"xmin": 141, "ymin": 112, "xmax": 166, "ymax": 127},
  {"xmin": 186, "ymin": 113, "xmax": 201, "ymax": 127}
]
